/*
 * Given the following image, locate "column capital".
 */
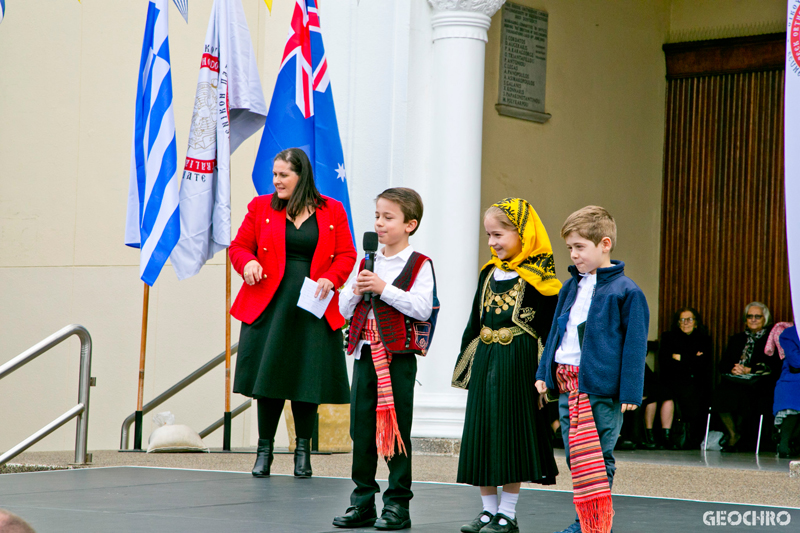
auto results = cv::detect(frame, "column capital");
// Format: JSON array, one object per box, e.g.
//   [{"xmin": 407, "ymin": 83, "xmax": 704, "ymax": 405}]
[
  {"xmin": 428, "ymin": 0, "xmax": 505, "ymax": 42},
  {"xmin": 428, "ymin": 0, "xmax": 506, "ymax": 18}
]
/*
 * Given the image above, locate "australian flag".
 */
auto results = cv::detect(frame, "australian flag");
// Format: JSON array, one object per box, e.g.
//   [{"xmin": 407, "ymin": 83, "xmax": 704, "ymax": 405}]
[{"xmin": 253, "ymin": 0, "xmax": 354, "ymax": 241}]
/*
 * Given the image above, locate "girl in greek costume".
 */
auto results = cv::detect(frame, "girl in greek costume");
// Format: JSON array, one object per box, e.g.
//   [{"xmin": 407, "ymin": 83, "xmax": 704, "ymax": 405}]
[{"xmin": 453, "ymin": 198, "xmax": 560, "ymax": 533}]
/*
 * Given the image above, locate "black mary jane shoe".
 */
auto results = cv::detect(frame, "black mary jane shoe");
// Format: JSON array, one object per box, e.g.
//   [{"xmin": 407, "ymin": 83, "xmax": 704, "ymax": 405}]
[
  {"xmin": 461, "ymin": 511, "xmax": 494, "ymax": 533},
  {"xmin": 480, "ymin": 513, "xmax": 519, "ymax": 533},
  {"xmin": 251, "ymin": 438, "xmax": 274, "ymax": 477},
  {"xmin": 374, "ymin": 504, "xmax": 411, "ymax": 530},
  {"xmin": 332, "ymin": 504, "xmax": 378, "ymax": 528},
  {"xmin": 294, "ymin": 437, "xmax": 312, "ymax": 478}
]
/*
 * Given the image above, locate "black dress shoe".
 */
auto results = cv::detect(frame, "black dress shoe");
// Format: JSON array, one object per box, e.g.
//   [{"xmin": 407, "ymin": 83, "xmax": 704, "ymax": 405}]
[
  {"xmin": 294, "ymin": 437, "xmax": 312, "ymax": 478},
  {"xmin": 332, "ymin": 504, "xmax": 377, "ymax": 528},
  {"xmin": 461, "ymin": 511, "xmax": 494, "ymax": 533},
  {"xmin": 251, "ymin": 438, "xmax": 274, "ymax": 477},
  {"xmin": 374, "ymin": 504, "xmax": 411, "ymax": 530},
  {"xmin": 720, "ymin": 441, "xmax": 741, "ymax": 453},
  {"xmin": 481, "ymin": 513, "xmax": 519, "ymax": 533},
  {"xmin": 720, "ymin": 434, "xmax": 742, "ymax": 453}
]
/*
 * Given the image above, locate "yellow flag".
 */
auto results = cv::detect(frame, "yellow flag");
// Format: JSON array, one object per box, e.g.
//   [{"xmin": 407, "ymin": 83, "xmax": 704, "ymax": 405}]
[{"xmin": 264, "ymin": 0, "xmax": 272, "ymax": 13}]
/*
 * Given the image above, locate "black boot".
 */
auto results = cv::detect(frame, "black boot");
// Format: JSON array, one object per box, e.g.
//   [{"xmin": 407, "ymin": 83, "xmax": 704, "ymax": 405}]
[
  {"xmin": 778, "ymin": 415, "xmax": 800, "ymax": 458},
  {"xmin": 680, "ymin": 423, "xmax": 692, "ymax": 450},
  {"xmin": 663, "ymin": 428, "xmax": 675, "ymax": 450},
  {"xmin": 252, "ymin": 438, "xmax": 274, "ymax": 477},
  {"xmin": 294, "ymin": 437, "xmax": 312, "ymax": 478},
  {"xmin": 641, "ymin": 428, "xmax": 657, "ymax": 449}
]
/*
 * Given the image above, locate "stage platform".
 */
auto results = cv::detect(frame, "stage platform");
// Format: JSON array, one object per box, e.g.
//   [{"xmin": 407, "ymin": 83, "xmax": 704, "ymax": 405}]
[{"xmin": 0, "ymin": 467, "xmax": 795, "ymax": 532}]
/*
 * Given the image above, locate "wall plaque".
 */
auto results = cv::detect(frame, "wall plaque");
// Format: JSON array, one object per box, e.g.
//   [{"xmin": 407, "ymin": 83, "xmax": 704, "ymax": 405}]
[{"xmin": 496, "ymin": 2, "xmax": 550, "ymax": 123}]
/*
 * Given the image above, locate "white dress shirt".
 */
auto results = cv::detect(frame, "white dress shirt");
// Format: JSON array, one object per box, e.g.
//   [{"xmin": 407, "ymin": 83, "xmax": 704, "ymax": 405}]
[
  {"xmin": 339, "ymin": 245, "xmax": 434, "ymax": 359},
  {"xmin": 554, "ymin": 272, "xmax": 596, "ymax": 366},
  {"xmin": 493, "ymin": 268, "xmax": 520, "ymax": 281}
]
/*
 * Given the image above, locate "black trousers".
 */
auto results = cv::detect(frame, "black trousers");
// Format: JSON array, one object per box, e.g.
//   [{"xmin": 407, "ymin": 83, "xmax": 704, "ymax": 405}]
[{"xmin": 350, "ymin": 345, "xmax": 417, "ymax": 509}]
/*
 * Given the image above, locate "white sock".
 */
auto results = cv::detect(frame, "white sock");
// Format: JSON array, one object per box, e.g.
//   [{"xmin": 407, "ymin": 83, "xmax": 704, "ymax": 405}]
[
  {"xmin": 481, "ymin": 493, "xmax": 498, "ymax": 521},
  {"xmin": 497, "ymin": 491, "xmax": 519, "ymax": 522}
]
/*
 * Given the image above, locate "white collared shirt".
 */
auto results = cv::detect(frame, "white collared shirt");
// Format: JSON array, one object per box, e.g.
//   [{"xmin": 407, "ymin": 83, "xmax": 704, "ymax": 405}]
[
  {"xmin": 493, "ymin": 268, "xmax": 519, "ymax": 281},
  {"xmin": 554, "ymin": 272, "xmax": 597, "ymax": 366},
  {"xmin": 340, "ymin": 245, "xmax": 434, "ymax": 359}
]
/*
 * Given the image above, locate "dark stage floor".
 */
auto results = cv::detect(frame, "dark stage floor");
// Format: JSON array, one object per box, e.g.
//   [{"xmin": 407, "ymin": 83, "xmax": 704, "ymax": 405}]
[{"xmin": 0, "ymin": 467, "xmax": 795, "ymax": 532}]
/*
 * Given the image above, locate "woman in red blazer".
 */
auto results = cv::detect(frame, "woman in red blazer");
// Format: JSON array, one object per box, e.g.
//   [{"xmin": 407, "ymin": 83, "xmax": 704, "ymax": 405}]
[{"xmin": 230, "ymin": 148, "xmax": 356, "ymax": 479}]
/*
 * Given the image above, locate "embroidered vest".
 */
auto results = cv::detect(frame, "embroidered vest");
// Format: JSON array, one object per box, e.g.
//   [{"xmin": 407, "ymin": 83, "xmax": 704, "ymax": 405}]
[{"xmin": 346, "ymin": 252, "xmax": 440, "ymax": 356}]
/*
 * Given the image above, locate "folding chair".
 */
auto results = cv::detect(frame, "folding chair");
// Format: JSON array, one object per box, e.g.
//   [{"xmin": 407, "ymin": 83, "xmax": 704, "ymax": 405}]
[{"xmin": 704, "ymin": 406, "xmax": 764, "ymax": 454}]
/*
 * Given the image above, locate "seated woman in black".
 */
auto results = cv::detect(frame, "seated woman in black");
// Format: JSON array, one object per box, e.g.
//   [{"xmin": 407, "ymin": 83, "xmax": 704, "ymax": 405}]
[
  {"xmin": 713, "ymin": 302, "xmax": 780, "ymax": 452},
  {"xmin": 651, "ymin": 307, "xmax": 712, "ymax": 449}
]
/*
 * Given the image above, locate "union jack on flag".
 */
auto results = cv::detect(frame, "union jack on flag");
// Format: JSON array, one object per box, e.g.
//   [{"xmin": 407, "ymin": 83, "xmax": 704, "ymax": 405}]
[
  {"xmin": 279, "ymin": 0, "xmax": 329, "ymax": 119},
  {"xmin": 253, "ymin": 0, "xmax": 354, "ymax": 243}
]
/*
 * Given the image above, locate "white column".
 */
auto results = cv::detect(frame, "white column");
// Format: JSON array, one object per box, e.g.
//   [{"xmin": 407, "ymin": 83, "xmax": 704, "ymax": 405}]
[{"xmin": 412, "ymin": 0, "xmax": 505, "ymax": 439}]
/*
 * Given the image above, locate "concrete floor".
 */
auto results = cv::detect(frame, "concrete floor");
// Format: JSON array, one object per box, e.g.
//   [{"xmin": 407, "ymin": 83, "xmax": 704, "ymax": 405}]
[{"xmin": 6, "ymin": 448, "xmax": 800, "ymax": 509}]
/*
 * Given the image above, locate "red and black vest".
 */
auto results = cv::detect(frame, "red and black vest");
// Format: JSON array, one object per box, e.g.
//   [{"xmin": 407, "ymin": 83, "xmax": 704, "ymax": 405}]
[{"xmin": 346, "ymin": 252, "xmax": 440, "ymax": 356}]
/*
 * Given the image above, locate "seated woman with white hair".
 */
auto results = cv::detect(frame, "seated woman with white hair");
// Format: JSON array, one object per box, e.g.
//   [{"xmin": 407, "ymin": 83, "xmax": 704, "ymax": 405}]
[{"xmin": 712, "ymin": 302, "xmax": 781, "ymax": 452}]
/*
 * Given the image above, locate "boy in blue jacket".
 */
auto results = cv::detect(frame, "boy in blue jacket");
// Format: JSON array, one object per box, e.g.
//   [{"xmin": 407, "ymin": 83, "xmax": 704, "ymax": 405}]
[{"xmin": 535, "ymin": 206, "xmax": 649, "ymax": 533}]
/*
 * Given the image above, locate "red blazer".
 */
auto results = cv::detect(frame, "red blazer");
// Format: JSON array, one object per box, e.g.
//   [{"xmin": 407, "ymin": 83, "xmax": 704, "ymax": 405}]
[{"xmin": 229, "ymin": 194, "xmax": 356, "ymax": 329}]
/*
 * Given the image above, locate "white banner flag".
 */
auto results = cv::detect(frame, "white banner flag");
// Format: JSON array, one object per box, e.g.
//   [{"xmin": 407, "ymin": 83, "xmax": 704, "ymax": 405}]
[
  {"xmin": 787, "ymin": 1, "xmax": 800, "ymax": 322},
  {"xmin": 170, "ymin": 0, "xmax": 267, "ymax": 280}
]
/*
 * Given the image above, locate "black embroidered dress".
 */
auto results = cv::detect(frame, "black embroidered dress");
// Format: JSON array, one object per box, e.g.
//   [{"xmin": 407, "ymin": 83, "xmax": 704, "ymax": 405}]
[
  {"xmin": 233, "ymin": 213, "xmax": 350, "ymax": 405},
  {"xmin": 456, "ymin": 269, "xmax": 558, "ymax": 487}
]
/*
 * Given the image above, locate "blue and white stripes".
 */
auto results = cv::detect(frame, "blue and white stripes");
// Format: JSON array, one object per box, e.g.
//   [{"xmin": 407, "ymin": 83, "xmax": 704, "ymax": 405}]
[
  {"xmin": 172, "ymin": 0, "xmax": 188, "ymax": 23},
  {"xmin": 0, "ymin": 0, "xmax": 6, "ymax": 25},
  {"xmin": 125, "ymin": 0, "xmax": 181, "ymax": 286}
]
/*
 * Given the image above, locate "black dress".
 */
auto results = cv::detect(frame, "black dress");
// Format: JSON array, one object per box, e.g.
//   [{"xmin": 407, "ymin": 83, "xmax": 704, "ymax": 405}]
[
  {"xmin": 713, "ymin": 327, "xmax": 779, "ymax": 418},
  {"xmin": 233, "ymin": 213, "xmax": 350, "ymax": 405},
  {"xmin": 658, "ymin": 329, "xmax": 713, "ymax": 444},
  {"xmin": 457, "ymin": 274, "xmax": 558, "ymax": 487}
]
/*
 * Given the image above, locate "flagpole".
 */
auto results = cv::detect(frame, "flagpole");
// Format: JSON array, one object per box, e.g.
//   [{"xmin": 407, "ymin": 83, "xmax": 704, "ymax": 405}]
[
  {"xmin": 134, "ymin": 282, "xmax": 150, "ymax": 451},
  {"xmin": 224, "ymin": 249, "xmax": 232, "ymax": 451},
  {"xmin": 223, "ymin": 156, "xmax": 232, "ymax": 453}
]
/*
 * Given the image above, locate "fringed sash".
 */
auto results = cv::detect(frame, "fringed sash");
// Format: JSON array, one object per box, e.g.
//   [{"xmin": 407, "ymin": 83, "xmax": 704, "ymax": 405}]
[
  {"xmin": 362, "ymin": 319, "xmax": 407, "ymax": 459},
  {"xmin": 556, "ymin": 364, "xmax": 614, "ymax": 533}
]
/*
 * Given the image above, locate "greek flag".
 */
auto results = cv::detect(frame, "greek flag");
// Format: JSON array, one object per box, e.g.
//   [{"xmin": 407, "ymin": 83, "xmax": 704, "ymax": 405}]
[
  {"xmin": 172, "ymin": 0, "xmax": 188, "ymax": 23},
  {"xmin": 0, "ymin": 0, "xmax": 5, "ymax": 25},
  {"xmin": 125, "ymin": 0, "xmax": 181, "ymax": 286}
]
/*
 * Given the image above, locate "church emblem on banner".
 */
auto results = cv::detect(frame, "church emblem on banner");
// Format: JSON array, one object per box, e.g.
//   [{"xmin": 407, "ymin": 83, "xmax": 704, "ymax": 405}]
[
  {"xmin": 169, "ymin": 0, "xmax": 267, "ymax": 281},
  {"xmin": 791, "ymin": 1, "xmax": 800, "ymax": 73}
]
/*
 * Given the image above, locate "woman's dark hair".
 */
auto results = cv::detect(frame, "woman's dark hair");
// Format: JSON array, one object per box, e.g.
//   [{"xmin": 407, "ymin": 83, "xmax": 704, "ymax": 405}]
[
  {"xmin": 671, "ymin": 306, "xmax": 708, "ymax": 335},
  {"xmin": 270, "ymin": 148, "xmax": 326, "ymax": 219}
]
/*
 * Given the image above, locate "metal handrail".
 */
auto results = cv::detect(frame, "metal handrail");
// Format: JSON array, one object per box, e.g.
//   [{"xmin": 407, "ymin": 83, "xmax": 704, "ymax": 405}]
[
  {"xmin": 120, "ymin": 343, "xmax": 248, "ymax": 449},
  {"xmin": 199, "ymin": 399, "xmax": 252, "ymax": 439},
  {"xmin": 0, "ymin": 324, "xmax": 93, "ymax": 466}
]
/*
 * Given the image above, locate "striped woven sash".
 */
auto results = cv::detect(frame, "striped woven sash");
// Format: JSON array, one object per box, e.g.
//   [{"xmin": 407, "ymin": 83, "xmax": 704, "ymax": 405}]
[
  {"xmin": 362, "ymin": 319, "xmax": 407, "ymax": 459},
  {"xmin": 556, "ymin": 364, "xmax": 614, "ymax": 533}
]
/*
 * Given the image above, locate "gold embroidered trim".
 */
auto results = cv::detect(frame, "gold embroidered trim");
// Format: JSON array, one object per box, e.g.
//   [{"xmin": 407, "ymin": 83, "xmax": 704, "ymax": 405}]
[{"xmin": 451, "ymin": 337, "xmax": 480, "ymax": 389}]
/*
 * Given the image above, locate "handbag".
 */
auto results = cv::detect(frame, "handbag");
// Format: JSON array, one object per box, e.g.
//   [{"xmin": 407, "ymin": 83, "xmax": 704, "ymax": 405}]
[{"xmin": 721, "ymin": 373, "xmax": 764, "ymax": 385}]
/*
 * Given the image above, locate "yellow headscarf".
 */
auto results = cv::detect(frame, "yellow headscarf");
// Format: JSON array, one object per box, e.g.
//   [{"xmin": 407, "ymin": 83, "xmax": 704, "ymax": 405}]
[{"xmin": 483, "ymin": 198, "xmax": 562, "ymax": 296}]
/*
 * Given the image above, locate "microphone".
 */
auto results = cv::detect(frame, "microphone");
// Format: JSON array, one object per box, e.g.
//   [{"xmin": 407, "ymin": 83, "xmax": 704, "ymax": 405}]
[{"xmin": 362, "ymin": 231, "xmax": 379, "ymax": 302}]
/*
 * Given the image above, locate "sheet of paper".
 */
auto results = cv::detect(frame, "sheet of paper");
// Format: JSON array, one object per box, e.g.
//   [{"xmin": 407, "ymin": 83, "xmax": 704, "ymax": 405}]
[{"xmin": 297, "ymin": 277, "xmax": 335, "ymax": 319}]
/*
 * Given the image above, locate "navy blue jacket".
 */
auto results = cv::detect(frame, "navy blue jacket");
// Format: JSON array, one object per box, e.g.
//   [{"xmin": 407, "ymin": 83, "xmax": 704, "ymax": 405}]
[{"xmin": 535, "ymin": 260, "xmax": 650, "ymax": 405}]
